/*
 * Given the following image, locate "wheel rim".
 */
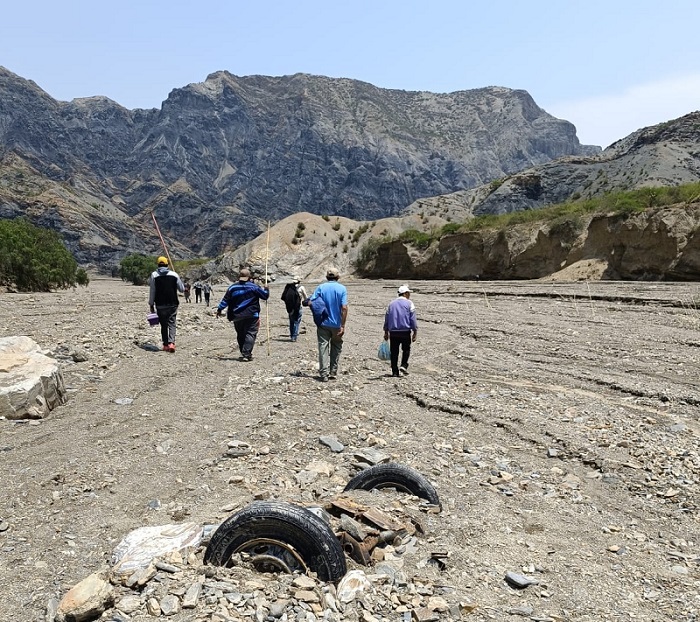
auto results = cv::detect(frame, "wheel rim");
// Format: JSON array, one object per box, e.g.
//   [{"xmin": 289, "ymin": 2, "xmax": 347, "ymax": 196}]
[{"xmin": 233, "ymin": 537, "xmax": 309, "ymax": 575}]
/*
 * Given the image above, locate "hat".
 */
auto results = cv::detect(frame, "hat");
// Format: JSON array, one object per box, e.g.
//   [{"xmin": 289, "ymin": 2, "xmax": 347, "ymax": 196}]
[
  {"xmin": 291, "ymin": 275, "xmax": 301, "ymax": 283},
  {"xmin": 326, "ymin": 267, "xmax": 340, "ymax": 279},
  {"xmin": 397, "ymin": 284, "xmax": 411, "ymax": 294},
  {"xmin": 157, "ymin": 256, "xmax": 168, "ymax": 266}
]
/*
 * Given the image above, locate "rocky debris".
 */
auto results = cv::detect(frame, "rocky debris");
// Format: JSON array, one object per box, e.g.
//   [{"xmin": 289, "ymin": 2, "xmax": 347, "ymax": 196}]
[
  {"xmin": 1, "ymin": 278, "xmax": 700, "ymax": 622},
  {"xmin": 55, "ymin": 572, "xmax": 114, "ymax": 622},
  {"xmin": 0, "ymin": 335, "xmax": 66, "ymax": 419}
]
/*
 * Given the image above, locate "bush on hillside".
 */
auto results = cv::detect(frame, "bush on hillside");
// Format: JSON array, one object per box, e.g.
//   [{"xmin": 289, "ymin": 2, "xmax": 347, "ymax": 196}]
[
  {"xmin": 0, "ymin": 218, "xmax": 89, "ymax": 291},
  {"xmin": 120, "ymin": 253, "xmax": 158, "ymax": 285}
]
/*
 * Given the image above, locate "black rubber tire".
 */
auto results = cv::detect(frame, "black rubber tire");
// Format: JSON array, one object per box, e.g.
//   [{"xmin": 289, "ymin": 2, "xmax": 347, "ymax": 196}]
[
  {"xmin": 343, "ymin": 463, "xmax": 441, "ymax": 509},
  {"xmin": 203, "ymin": 501, "xmax": 347, "ymax": 582}
]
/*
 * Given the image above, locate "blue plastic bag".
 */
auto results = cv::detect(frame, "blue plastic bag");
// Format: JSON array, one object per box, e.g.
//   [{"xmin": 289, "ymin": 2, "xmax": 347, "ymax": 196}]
[{"xmin": 377, "ymin": 340, "xmax": 391, "ymax": 361}]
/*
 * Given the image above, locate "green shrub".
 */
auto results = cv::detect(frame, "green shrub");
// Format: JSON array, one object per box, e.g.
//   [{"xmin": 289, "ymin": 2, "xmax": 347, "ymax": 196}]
[
  {"xmin": 398, "ymin": 229, "xmax": 433, "ymax": 249},
  {"xmin": 0, "ymin": 218, "xmax": 88, "ymax": 291},
  {"xmin": 332, "ymin": 220, "xmax": 341, "ymax": 231},
  {"xmin": 321, "ymin": 215, "xmax": 330, "ymax": 222},
  {"xmin": 120, "ymin": 253, "xmax": 157, "ymax": 285}
]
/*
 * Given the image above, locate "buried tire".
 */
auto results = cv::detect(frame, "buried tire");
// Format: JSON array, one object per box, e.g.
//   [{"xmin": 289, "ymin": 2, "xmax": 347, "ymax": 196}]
[
  {"xmin": 344, "ymin": 463, "xmax": 441, "ymax": 509},
  {"xmin": 203, "ymin": 501, "xmax": 347, "ymax": 582}
]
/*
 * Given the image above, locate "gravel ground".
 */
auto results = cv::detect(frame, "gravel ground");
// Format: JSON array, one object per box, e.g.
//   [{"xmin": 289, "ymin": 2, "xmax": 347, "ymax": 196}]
[{"xmin": 1, "ymin": 276, "xmax": 699, "ymax": 622}]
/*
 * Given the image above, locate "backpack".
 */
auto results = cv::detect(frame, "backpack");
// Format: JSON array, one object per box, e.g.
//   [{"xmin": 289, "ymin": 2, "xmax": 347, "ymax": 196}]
[
  {"xmin": 281, "ymin": 283, "xmax": 301, "ymax": 314},
  {"xmin": 308, "ymin": 296, "xmax": 329, "ymax": 327}
]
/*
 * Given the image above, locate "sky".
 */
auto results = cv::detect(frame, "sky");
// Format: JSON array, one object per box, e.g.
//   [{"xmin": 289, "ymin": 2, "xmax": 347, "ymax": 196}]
[{"xmin": 2, "ymin": 0, "xmax": 699, "ymax": 149}]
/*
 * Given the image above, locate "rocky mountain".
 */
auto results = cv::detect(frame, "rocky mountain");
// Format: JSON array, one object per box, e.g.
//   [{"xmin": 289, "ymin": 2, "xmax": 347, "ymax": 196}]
[
  {"xmin": 0, "ymin": 66, "xmax": 597, "ymax": 264},
  {"xmin": 402, "ymin": 111, "xmax": 700, "ymax": 223}
]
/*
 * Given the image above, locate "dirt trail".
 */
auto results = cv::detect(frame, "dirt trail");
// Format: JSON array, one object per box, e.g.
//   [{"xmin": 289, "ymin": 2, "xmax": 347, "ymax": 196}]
[{"xmin": 1, "ymin": 277, "xmax": 699, "ymax": 621}]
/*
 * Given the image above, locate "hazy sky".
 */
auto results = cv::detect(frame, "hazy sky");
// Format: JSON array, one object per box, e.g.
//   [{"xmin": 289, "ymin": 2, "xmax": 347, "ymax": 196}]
[{"xmin": 2, "ymin": 0, "xmax": 699, "ymax": 148}]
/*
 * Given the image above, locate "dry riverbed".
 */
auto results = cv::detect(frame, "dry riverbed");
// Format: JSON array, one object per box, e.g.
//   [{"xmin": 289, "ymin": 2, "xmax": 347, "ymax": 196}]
[{"xmin": 1, "ymin": 276, "xmax": 699, "ymax": 621}]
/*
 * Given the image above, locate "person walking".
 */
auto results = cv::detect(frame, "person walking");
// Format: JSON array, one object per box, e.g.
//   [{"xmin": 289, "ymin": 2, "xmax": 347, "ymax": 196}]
[
  {"xmin": 216, "ymin": 268, "xmax": 270, "ymax": 361},
  {"xmin": 148, "ymin": 256, "xmax": 185, "ymax": 353},
  {"xmin": 281, "ymin": 276, "xmax": 308, "ymax": 342},
  {"xmin": 203, "ymin": 281, "xmax": 213, "ymax": 307},
  {"xmin": 183, "ymin": 281, "xmax": 191, "ymax": 303},
  {"xmin": 193, "ymin": 281, "xmax": 203, "ymax": 304},
  {"xmin": 383, "ymin": 284, "xmax": 418, "ymax": 377},
  {"xmin": 305, "ymin": 267, "xmax": 347, "ymax": 382}
]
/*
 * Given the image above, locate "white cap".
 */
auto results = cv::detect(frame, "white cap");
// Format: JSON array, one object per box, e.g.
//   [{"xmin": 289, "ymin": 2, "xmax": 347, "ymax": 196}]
[{"xmin": 397, "ymin": 284, "xmax": 411, "ymax": 294}]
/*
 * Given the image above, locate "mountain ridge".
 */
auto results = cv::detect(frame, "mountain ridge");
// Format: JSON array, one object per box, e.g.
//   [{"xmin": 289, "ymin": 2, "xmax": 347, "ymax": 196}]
[{"xmin": 0, "ymin": 66, "xmax": 597, "ymax": 264}]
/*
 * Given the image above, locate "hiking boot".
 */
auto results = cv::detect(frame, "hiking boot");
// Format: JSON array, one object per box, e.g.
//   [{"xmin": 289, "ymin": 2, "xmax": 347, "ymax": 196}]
[
  {"xmin": 399, "ymin": 365, "xmax": 409, "ymax": 375},
  {"xmin": 242, "ymin": 354, "xmax": 253, "ymax": 361},
  {"xmin": 329, "ymin": 371, "xmax": 337, "ymax": 380},
  {"xmin": 392, "ymin": 371, "xmax": 400, "ymax": 377},
  {"xmin": 319, "ymin": 376, "xmax": 329, "ymax": 383}
]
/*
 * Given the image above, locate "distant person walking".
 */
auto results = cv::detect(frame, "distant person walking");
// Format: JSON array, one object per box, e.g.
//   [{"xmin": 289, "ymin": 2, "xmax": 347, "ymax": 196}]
[
  {"xmin": 305, "ymin": 267, "xmax": 347, "ymax": 382},
  {"xmin": 193, "ymin": 281, "xmax": 203, "ymax": 303},
  {"xmin": 281, "ymin": 276, "xmax": 308, "ymax": 342},
  {"xmin": 216, "ymin": 268, "xmax": 270, "ymax": 361},
  {"xmin": 383, "ymin": 284, "xmax": 418, "ymax": 377},
  {"xmin": 183, "ymin": 281, "xmax": 191, "ymax": 303},
  {"xmin": 203, "ymin": 281, "xmax": 213, "ymax": 307},
  {"xmin": 148, "ymin": 256, "xmax": 185, "ymax": 353}
]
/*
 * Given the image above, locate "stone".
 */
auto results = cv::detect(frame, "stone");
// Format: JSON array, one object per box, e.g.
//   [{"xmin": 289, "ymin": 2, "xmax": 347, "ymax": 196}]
[
  {"xmin": 319, "ymin": 435, "xmax": 345, "ymax": 452},
  {"xmin": 337, "ymin": 569, "xmax": 372, "ymax": 603},
  {"xmin": 115, "ymin": 594, "xmax": 141, "ymax": 614},
  {"xmin": 505, "ymin": 571, "xmax": 539, "ymax": 589},
  {"xmin": 182, "ymin": 582, "xmax": 202, "ymax": 608},
  {"xmin": 0, "ymin": 336, "xmax": 66, "ymax": 420},
  {"xmin": 56, "ymin": 572, "xmax": 114, "ymax": 622},
  {"xmin": 159, "ymin": 594, "xmax": 181, "ymax": 616}
]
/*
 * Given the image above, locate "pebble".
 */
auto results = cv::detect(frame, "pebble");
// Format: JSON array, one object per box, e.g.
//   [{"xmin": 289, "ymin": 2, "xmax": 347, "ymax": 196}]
[{"xmin": 505, "ymin": 571, "xmax": 539, "ymax": 589}]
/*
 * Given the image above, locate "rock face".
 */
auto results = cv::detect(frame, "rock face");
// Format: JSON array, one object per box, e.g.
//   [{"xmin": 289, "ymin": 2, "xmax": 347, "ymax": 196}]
[
  {"xmin": 358, "ymin": 202, "xmax": 700, "ymax": 281},
  {"xmin": 0, "ymin": 67, "xmax": 597, "ymax": 264},
  {"xmin": 403, "ymin": 111, "xmax": 700, "ymax": 223},
  {"xmin": 0, "ymin": 336, "xmax": 66, "ymax": 419}
]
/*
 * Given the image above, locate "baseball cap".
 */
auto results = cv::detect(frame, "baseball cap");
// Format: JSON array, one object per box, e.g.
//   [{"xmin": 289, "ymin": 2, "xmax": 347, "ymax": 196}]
[
  {"xmin": 157, "ymin": 256, "xmax": 168, "ymax": 266},
  {"xmin": 397, "ymin": 284, "xmax": 411, "ymax": 294},
  {"xmin": 326, "ymin": 267, "xmax": 340, "ymax": 279}
]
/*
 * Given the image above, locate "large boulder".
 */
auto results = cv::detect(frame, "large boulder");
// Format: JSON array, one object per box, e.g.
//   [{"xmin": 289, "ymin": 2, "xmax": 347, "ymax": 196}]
[{"xmin": 0, "ymin": 336, "xmax": 66, "ymax": 419}]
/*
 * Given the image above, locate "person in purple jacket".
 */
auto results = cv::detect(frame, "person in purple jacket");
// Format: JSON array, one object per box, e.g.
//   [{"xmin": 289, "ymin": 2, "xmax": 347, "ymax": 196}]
[{"xmin": 383, "ymin": 284, "xmax": 418, "ymax": 377}]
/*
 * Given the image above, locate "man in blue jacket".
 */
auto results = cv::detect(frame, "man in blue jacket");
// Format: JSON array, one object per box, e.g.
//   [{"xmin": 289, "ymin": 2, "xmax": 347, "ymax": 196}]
[
  {"xmin": 216, "ymin": 268, "xmax": 270, "ymax": 361},
  {"xmin": 306, "ymin": 266, "xmax": 348, "ymax": 382},
  {"xmin": 383, "ymin": 284, "xmax": 418, "ymax": 377}
]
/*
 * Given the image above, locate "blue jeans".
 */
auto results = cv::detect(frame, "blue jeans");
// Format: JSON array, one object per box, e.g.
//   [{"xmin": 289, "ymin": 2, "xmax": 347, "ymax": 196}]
[
  {"xmin": 317, "ymin": 326, "xmax": 342, "ymax": 378},
  {"xmin": 289, "ymin": 308, "xmax": 302, "ymax": 340}
]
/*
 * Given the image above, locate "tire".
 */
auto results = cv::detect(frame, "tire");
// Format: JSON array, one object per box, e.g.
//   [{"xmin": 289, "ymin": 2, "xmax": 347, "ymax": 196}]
[
  {"xmin": 203, "ymin": 501, "xmax": 347, "ymax": 582},
  {"xmin": 343, "ymin": 463, "xmax": 441, "ymax": 509}
]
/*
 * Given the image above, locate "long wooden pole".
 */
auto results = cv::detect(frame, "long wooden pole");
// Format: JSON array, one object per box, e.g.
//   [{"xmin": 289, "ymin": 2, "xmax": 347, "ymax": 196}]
[
  {"xmin": 265, "ymin": 221, "xmax": 271, "ymax": 356},
  {"xmin": 151, "ymin": 211, "xmax": 174, "ymax": 270}
]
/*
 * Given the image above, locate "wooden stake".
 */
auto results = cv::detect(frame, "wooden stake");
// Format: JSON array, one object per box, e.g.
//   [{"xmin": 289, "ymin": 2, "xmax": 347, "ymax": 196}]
[
  {"xmin": 151, "ymin": 211, "xmax": 174, "ymax": 270},
  {"xmin": 265, "ymin": 221, "xmax": 271, "ymax": 356}
]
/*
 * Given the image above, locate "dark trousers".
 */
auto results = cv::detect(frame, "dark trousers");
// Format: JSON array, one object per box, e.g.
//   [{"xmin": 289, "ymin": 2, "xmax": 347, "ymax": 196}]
[
  {"xmin": 195, "ymin": 289, "xmax": 202, "ymax": 303},
  {"xmin": 204, "ymin": 292, "xmax": 211, "ymax": 306},
  {"xmin": 389, "ymin": 331, "xmax": 411, "ymax": 374},
  {"xmin": 234, "ymin": 317, "xmax": 259, "ymax": 357},
  {"xmin": 156, "ymin": 304, "xmax": 178, "ymax": 346}
]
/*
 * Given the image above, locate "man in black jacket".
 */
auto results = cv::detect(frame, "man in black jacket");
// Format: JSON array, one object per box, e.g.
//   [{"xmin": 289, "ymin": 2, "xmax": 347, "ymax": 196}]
[{"xmin": 148, "ymin": 256, "xmax": 185, "ymax": 352}]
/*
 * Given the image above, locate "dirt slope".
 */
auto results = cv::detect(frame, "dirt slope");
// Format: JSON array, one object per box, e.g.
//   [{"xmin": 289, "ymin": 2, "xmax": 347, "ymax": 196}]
[{"xmin": 1, "ymin": 277, "xmax": 699, "ymax": 621}]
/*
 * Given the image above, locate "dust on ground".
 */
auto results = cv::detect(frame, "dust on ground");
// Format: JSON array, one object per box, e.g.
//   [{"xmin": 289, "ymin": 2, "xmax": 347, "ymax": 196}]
[{"xmin": 1, "ymin": 276, "xmax": 699, "ymax": 621}]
